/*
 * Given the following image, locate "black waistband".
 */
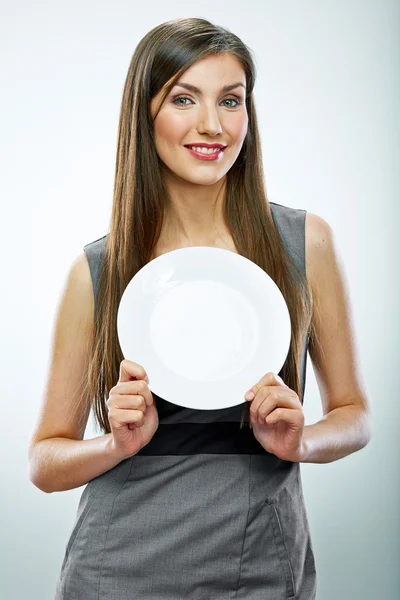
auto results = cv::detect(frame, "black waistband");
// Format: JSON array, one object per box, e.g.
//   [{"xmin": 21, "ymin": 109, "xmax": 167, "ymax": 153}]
[{"xmin": 136, "ymin": 422, "xmax": 278, "ymax": 456}]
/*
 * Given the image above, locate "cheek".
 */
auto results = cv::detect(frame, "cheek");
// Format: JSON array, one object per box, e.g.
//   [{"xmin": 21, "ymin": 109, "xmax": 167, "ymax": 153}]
[
  {"xmin": 154, "ymin": 113, "xmax": 188, "ymax": 148},
  {"xmin": 222, "ymin": 112, "xmax": 248, "ymax": 145},
  {"xmin": 235, "ymin": 114, "xmax": 248, "ymax": 141}
]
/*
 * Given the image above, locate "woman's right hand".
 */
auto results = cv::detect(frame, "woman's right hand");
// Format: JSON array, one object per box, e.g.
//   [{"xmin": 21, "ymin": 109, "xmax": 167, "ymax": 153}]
[{"xmin": 107, "ymin": 359, "xmax": 159, "ymax": 461}]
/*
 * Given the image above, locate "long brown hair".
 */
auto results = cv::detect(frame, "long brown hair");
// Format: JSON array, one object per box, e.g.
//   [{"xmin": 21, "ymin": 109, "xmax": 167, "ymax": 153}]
[{"xmin": 80, "ymin": 17, "xmax": 314, "ymax": 435}]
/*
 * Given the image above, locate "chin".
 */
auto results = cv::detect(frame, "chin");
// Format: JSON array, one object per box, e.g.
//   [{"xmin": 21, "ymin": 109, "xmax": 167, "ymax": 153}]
[
  {"xmin": 185, "ymin": 173, "xmax": 227, "ymax": 186},
  {"xmin": 165, "ymin": 166, "xmax": 224, "ymax": 185}
]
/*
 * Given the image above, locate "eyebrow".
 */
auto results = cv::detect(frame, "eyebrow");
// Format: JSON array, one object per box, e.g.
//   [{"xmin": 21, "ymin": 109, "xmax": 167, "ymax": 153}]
[{"xmin": 173, "ymin": 81, "xmax": 246, "ymax": 94}]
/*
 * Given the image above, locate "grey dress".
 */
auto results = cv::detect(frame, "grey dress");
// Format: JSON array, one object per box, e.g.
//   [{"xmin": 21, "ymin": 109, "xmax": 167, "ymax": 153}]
[{"xmin": 54, "ymin": 201, "xmax": 317, "ymax": 600}]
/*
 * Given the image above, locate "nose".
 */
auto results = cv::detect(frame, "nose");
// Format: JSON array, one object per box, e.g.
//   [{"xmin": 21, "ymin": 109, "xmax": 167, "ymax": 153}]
[{"xmin": 196, "ymin": 105, "xmax": 223, "ymax": 137}]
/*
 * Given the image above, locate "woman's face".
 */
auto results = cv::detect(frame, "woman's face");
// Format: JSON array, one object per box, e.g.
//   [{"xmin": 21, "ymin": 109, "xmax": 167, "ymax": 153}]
[{"xmin": 150, "ymin": 53, "xmax": 248, "ymax": 186}]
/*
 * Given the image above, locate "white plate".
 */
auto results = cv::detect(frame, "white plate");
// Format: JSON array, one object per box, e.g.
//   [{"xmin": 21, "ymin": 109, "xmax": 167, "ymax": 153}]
[{"xmin": 117, "ymin": 247, "xmax": 291, "ymax": 410}]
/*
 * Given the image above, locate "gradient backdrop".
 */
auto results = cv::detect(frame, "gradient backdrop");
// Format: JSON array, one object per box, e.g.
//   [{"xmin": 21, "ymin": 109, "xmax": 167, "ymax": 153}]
[{"xmin": 2, "ymin": 1, "xmax": 399, "ymax": 598}]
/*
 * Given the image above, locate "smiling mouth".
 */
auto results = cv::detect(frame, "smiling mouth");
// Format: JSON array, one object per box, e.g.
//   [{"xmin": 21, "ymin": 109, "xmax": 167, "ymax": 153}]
[
  {"xmin": 184, "ymin": 146, "xmax": 227, "ymax": 161},
  {"xmin": 184, "ymin": 145, "xmax": 226, "ymax": 155}
]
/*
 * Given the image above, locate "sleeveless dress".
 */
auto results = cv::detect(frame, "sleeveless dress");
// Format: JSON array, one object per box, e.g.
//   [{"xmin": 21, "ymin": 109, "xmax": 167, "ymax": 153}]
[{"xmin": 54, "ymin": 201, "xmax": 317, "ymax": 600}]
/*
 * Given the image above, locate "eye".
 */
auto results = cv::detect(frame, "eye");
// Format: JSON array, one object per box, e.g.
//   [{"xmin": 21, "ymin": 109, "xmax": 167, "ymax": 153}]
[
  {"xmin": 222, "ymin": 98, "xmax": 242, "ymax": 108},
  {"xmin": 172, "ymin": 95, "xmax": 242, "ymax": 108},
  {"xmin": 172, "ymin": 96, "xmax": 192, "ymax": 106}
]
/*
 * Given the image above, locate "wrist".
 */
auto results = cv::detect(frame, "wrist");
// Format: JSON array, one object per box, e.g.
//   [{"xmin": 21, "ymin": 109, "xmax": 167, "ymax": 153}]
[
  {"xmin": 297, "ymin": 436, "xmax": 309, "ymax": 462},
  {"xmin": 104, "ymin": 433, "xmax": 126, "ymax": 464}
]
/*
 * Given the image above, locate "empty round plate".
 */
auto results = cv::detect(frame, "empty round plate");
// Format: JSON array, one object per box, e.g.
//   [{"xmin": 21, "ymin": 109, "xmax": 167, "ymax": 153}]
[{"xmin": 117, "ymin": 247, "xmax": 291, "ymax": 410}]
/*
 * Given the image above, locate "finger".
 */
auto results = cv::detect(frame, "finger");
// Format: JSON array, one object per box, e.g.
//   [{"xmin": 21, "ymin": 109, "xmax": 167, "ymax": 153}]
[
  {"xmin": 111, "ymin": 379, "xmax": 153, "ymax": 408},
  {"xmin": 109, "ymin": 407, "xmax": 146, "ymax": 427},
  {"xmin": 119, "ymin": 359, "xmax": 149, "ymax": 384},
  {"xmin": 248, "ymin": 385, "xmax": 270, "ymax": 419},
  {"xmin": 264, "ymin": 407, "xmax": 302, "ymax": 427},
  {"xmin": 257, "ymin": 389, "xmax": 300, "ymax": 421},
  {"xmin": 112, "ymin": 380, "xmax": 153, "ymax": 404},
  {"xmin": 109, "ymin": 393, "xmax": 146, "ymax": 411},
  {"xmin": 249, "ymin": 386, "xmax": 294, "ymax": 421},
  {"xmin": 245, "ymin": 371, "xmax": 288, "ymax": 401}
]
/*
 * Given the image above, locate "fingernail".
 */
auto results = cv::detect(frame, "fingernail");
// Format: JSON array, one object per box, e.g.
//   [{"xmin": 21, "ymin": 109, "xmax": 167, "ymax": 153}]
[{"xmin": 245, "ymin": 391, "xmax": 255, "ymax": 400}]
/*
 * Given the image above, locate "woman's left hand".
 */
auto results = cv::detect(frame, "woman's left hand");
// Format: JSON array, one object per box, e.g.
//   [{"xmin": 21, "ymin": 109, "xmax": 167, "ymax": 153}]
[{"xmin": 244, "ymin": 372, "xmax": 305, "ymax": 462}]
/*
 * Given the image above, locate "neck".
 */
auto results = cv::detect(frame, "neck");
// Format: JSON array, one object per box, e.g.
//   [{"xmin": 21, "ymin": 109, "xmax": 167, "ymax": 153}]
[{"xmin": 162, "ymin": 171, "xmax": 229, "ymax": 245}]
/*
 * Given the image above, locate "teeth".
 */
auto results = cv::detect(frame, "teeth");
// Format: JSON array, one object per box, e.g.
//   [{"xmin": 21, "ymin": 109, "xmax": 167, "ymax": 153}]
[{"xmin": 188, "ymin": 146, "xmax": 222, "ymax": 154}]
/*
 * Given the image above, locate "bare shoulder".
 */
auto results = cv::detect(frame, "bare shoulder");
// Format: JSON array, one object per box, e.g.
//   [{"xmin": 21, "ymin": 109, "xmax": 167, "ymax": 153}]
[
  {"xmin": 70, "ymin": 251, "xmax": 94, "ymax": 294},
  {"xmin": 304, "ymin": 211, "xmax": 335, "ymax": 291},
  {"xmin": 304, "ymin": 211, "xmax": 333, "ymax": 251},
  {"xmin": 54, "ymin": 250, "xmax": 95, "ymax": 334}
]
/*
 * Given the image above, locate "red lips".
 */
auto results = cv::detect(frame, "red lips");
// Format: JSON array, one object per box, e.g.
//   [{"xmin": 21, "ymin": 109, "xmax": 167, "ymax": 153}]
[{"xmin": 184, "ymin": 143, "xmax": 227, "ymax": 149}]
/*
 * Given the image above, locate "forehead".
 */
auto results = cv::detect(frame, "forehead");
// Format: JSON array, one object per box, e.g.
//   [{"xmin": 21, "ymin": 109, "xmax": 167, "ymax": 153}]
[{"xmin": 175, "ymin": 53, "xmax": 246, "ymax": 86}]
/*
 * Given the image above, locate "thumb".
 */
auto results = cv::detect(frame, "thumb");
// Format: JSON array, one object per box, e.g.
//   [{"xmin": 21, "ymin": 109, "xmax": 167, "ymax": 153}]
[{"xmin": 118, "ymin": 359, "xmax": 149, "ymax": 383}]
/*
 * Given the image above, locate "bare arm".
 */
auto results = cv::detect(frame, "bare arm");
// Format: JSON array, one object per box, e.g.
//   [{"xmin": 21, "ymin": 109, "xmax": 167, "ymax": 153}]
[
  {"xmin": 30, "ymin": 434, "xmax": 126, "ymax": 493},
  {"xmin": 299, "ymin": 213, "xmax": 373, "ymax": 463},
  {"xmin": 28, "ymin": 252, "xmax": 128, "ymax": 493}
]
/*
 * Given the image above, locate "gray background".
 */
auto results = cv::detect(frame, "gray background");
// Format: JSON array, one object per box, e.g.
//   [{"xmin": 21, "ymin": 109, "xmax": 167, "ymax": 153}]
[{"xmin": 2, "ymin": 0, "xmax": 399, "ymax": 598}]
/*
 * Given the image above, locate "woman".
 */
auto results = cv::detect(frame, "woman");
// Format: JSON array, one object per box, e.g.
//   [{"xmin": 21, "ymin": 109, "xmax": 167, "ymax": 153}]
[{"xmin": 28, "ymin": 17, "xmax": 372, "ymax": 600}]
